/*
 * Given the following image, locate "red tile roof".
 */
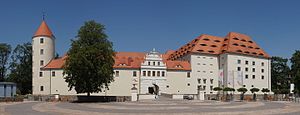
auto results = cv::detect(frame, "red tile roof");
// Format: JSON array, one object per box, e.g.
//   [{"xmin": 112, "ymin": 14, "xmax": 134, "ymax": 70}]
[
  {"xmin": 33, "ymin": 21, "xmax": 54, "ymax": 38},
  {"xmin": 168, "ymin": 32, "xmax": 269, "ymax": 60},
  {"xmin": 43, "ymin": 52, "xmax": 191, "ymax": 71},
  {"xmin": 42, "ymin": 55, "xmax": 67, "ymax": 69}
]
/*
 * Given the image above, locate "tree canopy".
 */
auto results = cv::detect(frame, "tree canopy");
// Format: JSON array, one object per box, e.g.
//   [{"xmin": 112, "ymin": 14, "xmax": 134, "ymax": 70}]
[
  {"xmin": 64, "ymin": 20, "xmax": 115, "ymax": 96},
  {"xmin": 237, "ymin": 87, "xmax": 247, "ymax": 93},
  {"xmin": 0, "ymin": 43, "xmax": 11, "ymax": 81},
  {"xmin": 291, "ymin": 50, "xmax": 300, "ymax": 94},
  {"xmin": 271, "ymin": 56, "xmax": 290, "ymax": 91},
  {"xmin": 6, "ymin": 43, "xmax": 32, "ymax": 94},
  {"xmin": 250, "ymin": 88, "xmax": 260, "ymax": 93}
]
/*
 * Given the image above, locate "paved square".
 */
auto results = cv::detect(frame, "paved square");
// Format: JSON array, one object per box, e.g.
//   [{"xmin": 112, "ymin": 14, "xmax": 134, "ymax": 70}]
[{"xmin": 1, "ymin": 100, "xmax": 300, "ymax": 115}]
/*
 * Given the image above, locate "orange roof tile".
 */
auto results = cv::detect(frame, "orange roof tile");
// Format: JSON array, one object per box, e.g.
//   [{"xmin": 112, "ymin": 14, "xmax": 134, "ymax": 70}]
[
  {"xmin": 33, "ymin": 21, "xmax": 54, "ymax": 38},
  {"xmin": 165, "ymin": 61, "xmax": 191, "ymax": 71},
  {"xmin": 43, "ymin": 55, "xmax": 67, "ymax": 69},
  {"xmin": 168, "ymin": 32, "xmax": 269, "ymax": 60},
  {"xmin": 42, "ymin": 52, "xmax": 191, "ymax": 70}
]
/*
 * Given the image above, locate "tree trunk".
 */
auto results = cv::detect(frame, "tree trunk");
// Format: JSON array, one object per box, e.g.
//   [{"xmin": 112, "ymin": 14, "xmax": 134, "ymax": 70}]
[{"xmin": 87, "ymin": 92, "xmax": 90, "ymax": 97}]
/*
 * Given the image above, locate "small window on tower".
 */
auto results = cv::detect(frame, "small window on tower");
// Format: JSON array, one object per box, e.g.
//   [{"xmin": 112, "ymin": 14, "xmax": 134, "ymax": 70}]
[
  {"xmin": 162, "ymin": 71, "xmax": 165, "ymax": 77},
  {"xmin": 40, "ymin": 38, "xmax": 44, "ymax": 44},
  {"xmin": 40, "ymin": 49, "xmax": 44, "ymax": 55},
  {"xmin": 40, "ymin": 60, "xmax": 44, "ymax": 66},
  {"xmin": 39, "ymin": 72, "xmax": 43, "ymax": 77},
  {"xmin": 143, "ymin": 71, "xmax": 146, "ymax": 76}
]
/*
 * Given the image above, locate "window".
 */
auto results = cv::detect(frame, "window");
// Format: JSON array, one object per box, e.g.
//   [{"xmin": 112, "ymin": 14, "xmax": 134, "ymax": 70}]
[
  {"xmin": 203, "ymin": 79, "xmax": 207, "ymax": 84},
  {"xmin": 210, "ymin": 86, "xmax": 213, "ymax": 90},
  {"xmin": 40, "ymin": 49, "xmax": 44, "ymax": 55},
  {"xmin": 148, "ymin": 71, "xmax": 151, "ymax": 76},
  {"xmin": 39, "ymin": 72, "xmax": 43, "ymax": 77},
  {"xmin": 261, "ymin": 69, "xmax": 264, "ymax": 73},
  {"xmin": 243, "ymin": 85, "xmax": 246, "ymax": 87},
  {"xmin": 237, "ymin": 67, "xmax": 241, "ymax": 71},
  {"xmin": 261, "ymin": 75, "xmax": 265, "ymax": 79},
  {"xmin": 166, "ymin": 85, "xmax": 169, "ymax": 88},
  {"xmin": 143, "ymin": 71, "xmax": 146, "ymax": 76},
  {"xmin": 157, "ymin": 71, "xmax": 160, "ymax": 77},
  {"xmin": 237, "ymin": 60, "xmax": 241, "ymax": 64},
  {"xmin": 252, "ymin": 75, "xmax": 255, "ymax": 79},
  {"xmin": 153, "ymin": 62, "xmax": 155, "ymax": 66},
  {"xmin": 187, "ymin": 83, "xmax": 190, "ymax": 86},
  {"xmin": 40, "ymin": 86, "xmax": 44, "ymax": 91},
  {"xmin": 115, "ymin": 71, "xmax": 119, "ymax": 77},
  {"xmin": 245, "ymin": 61, "xmax": 249, "ymax": 65},
  {"xmin": 133, "ymin": 71, "xmax": 137, "ymax": 77},
  {"xmin": 245, "ymin": 74, "xmax": 248, "ymax": 79},
  {"xmin": 198, "ymin": 79, "xmax": 201, "ymax": 84},
  {"xmin": 148, "ymin": 61, "xmax": 150, "ymax": 65},
  {"xmin": 40, "ymin": 38, "xmax": 44, "ymax": 44},
  {"xmin": 187, "ymin": 72, "xmax": 190, "ymax": 78},
  {"xmin": 252, "ymin": 61, "xmax": 255, "ymax": 65},
  {"xmin": 251, "ymin": 85, "xmax": 254, "ymax": 87},
  {"xmin": 152, "ymin": 71, "xmax": 155, "ymax": 76},
  {"xmin": 52, "ymin": 71, "xmax": 55, "ymax": 77},
  {"xmin": 158, "ymin": 62, "xmax": 160, "ymax": 66},
  {"xmin": 245, "ymin": 67, "xmax": 248, "ymax": 72},
  {"xmin": 203, "ymin": 86, "xmax": 206, "ymax": 90},
  {"xmin": 40, "ymin": 60, "xmax": 44, "ymax": 66},
  {"xmin": 210, "ymin": 79, "xmax": 213, "ymax": 84},
  {"xmin": 261, "ymin": 62, "xmax": 264, "ymax": 66},
  {"xmin": 162, "ymin": 71, "xmax": 165, "ymax": 77},
  {"xmin": 252, "ymin": 68, "xmax": 255, "ymax": 72}
]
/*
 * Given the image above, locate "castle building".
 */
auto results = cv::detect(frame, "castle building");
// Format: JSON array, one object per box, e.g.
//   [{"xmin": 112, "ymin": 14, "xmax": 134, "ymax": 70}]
[{"xmin": 32, "ymin": 20, "xmax": 271, "ymax": 99}]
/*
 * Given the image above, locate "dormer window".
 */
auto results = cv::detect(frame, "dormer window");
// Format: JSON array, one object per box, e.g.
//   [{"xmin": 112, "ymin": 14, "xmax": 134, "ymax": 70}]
[
  {"xmin": 176, "ymin": 65, "xmax": 182, "ymax": 68},
  {"xmin": 203, "ymin": 38, "xmax": 210, "ymax": 41},
  {"xmin": 233, "ymin": 37, "xmax": 239, "ymax": 40},
  {"xmin": 200, "ymin": 44, "xmax": 207, "ymax": 46},
  {"xmin": 211, "ymin": 45, "xmax": 217, "ymax": 47},
  {"xmin": 233, "ymin": 43, "xmax": 239, "ymax": 46}
]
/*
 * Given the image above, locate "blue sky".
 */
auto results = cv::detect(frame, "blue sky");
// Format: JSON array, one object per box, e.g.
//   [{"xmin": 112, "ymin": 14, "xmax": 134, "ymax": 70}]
[{"xmin": 1, "ymin": 0, "xmax": 300, "ymax": 59}]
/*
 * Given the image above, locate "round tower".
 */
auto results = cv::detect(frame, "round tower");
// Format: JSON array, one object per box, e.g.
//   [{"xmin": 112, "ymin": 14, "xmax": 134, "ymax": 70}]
[{"xmin": 32, "ymin": 20, "xmax": 55, "ymax": 95}]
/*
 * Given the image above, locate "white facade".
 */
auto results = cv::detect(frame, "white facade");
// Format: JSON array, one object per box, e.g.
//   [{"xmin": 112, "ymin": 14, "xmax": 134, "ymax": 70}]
[
  {"xmin": 31, "ymin": 21, "xmax": 271, "ymax": 98},
  {"xmin": 220, "ymin": 53, "xmax": 271, "ymax": 94},
  {"xmin": 32, "ymin": 36, "xmax": 55, "ymax": 95}
]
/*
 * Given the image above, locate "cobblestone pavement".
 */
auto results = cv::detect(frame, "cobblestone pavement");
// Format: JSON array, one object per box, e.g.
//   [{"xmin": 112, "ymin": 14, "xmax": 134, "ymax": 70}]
[{"xmin": 2, "ymin": 100, "xmax": 300, "ymax": 115}]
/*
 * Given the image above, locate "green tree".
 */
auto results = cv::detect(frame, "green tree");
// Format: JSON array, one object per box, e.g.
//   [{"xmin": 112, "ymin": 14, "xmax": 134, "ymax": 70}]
[
  {"xmin": 291, "ymin": 51, "xmax": 300, "ymax": 93},
  {"xmin": 271, "ymin": 56, "xmax": 290, "ymax": 91},
  {"xmin": 64, "ymin": 20, "xmax": 115, "ymax": 96},
  {"xmin": 237, "ymin": 87, "xmax": 247, "ymax": 101},
  {"xmin": 6, "ymin": 43, "xmax": 32, "ymax": 94},
  {"xmin": 0, "ymin": 43, "xmax": 11, "ymax": 82},
  {"xmin": 250, "ymin": 87, "xmax": 260, "ymax": 101},
  {"xmin": 213, "ymin": 87, "xmax": 222, "ymax": 100}
]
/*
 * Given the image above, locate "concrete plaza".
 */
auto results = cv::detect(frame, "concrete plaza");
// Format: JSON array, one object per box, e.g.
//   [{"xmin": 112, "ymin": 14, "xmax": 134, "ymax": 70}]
[{"xmin": 1, "ymin": 100, "xmax": 300, "ymax": 115}]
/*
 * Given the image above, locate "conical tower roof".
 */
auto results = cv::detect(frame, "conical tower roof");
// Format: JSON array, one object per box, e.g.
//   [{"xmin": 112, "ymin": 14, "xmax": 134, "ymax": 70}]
[{"xmin": 33, "ymin": 20, "xmax": 54, "ymax": 38}]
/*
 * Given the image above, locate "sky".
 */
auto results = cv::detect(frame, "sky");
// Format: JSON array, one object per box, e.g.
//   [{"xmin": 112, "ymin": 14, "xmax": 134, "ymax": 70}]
[{"xmin": 1, "ymin": 0, "xmax": 300, "ymax": 59}]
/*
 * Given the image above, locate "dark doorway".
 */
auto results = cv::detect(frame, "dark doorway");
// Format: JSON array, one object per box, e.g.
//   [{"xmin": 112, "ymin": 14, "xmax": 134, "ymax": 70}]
[{"xmin": 148, "ymin": 87, "xmax": 154, "ymax": 94}]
